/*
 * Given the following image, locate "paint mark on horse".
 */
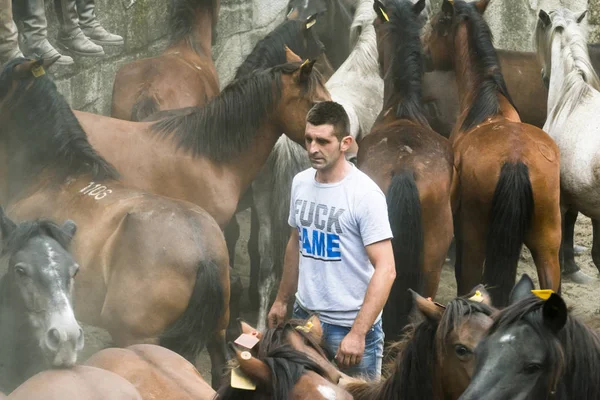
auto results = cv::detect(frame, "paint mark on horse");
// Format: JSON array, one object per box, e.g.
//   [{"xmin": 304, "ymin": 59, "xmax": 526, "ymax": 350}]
[
  {"xmin": 537, "ymin": 142, "xmax": 556, "ymax": 162},
  {"xmin": 317, "ymin": 385, "xmax": 337, "ymax": 399},
  {"xmin": 79, "ymin": 182, "xmax": 112, "ymax": 200},
  {"xmin": 499, "ymin": 334, "xmax": 515, "ymax": 343}
]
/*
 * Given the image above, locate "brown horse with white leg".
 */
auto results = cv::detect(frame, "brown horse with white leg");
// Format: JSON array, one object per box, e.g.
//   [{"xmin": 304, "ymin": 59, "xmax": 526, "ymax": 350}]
[
  {"xmin": 0, "ymin": 58, "xmax": 230, "ymax": 388},
  {"xmin": 357, "ymin": 0, "xmax": 454, "ymax": 340},
  {"xmin": 111, "ymin": 0, "xmax": 219, "ymax": 122},
  {"xmin": 422, "ymin": 0, "xmax": 562, "ymax": 306},
  {"xmin": 85, "ymin": 344, "xmax": 215, "ymax": 400}
]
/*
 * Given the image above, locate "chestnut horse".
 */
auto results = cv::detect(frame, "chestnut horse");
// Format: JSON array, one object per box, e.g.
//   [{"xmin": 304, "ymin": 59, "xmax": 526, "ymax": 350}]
[
  {"xmin": 85, "ymin": 344, "xmax": 215, "ymax": 400},
  {"xmin": 357, "ymin": 0, "xmax": 454, "ymax": 340},
  {"xmin": 6, "ymin": 366, "xmax": 142, "ymax": 399},
  {"xmin": 422, "ymin": 0, "xmax": 562, "ymax": 306},
  {"xmin": 0, "ymin": 58, "xmax": 230, "ymax": 387},
  {"xmin": 111, "ymin": 0, "xmax": 219, "ymax": 121}
]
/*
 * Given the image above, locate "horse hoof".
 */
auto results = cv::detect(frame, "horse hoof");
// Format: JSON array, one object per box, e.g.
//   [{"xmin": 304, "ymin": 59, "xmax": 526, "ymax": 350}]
[
  {"xmin": 562, "ymin": 269, "xmax": 597, "ymax": 284},
  {"xmin": 574, "ymin": 244, "xmax": 588, "ymax": 256}
]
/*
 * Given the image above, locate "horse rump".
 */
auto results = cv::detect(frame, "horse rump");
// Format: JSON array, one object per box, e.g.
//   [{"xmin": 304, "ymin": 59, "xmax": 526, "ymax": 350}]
[
  {"xmin": 383, "ymin": 170, "xmax": 423, "ymax": 342},
  {"xmin": 484, "ymin": 161, "xmax": 534, "ymax": 307},
  {"xmin": 159, "ymin": 259, "xmax": 225, "ymax": 362}
]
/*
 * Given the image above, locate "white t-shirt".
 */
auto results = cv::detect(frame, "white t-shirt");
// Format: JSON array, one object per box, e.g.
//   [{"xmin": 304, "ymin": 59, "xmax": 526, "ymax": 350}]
[{"xmin": 288, "ymin": 165, "xmax": 393, "ymax": 327}]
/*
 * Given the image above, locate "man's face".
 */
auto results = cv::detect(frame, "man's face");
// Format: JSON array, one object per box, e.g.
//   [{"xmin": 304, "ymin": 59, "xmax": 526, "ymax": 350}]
[{"xmin": 305, "ymin": 122, "xmax": 343, "ymax": 171}]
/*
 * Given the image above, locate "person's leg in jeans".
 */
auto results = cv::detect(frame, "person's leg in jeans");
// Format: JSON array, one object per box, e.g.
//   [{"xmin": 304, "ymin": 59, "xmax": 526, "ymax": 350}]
[
  {"xmin": 0, "ymin": 0, "xmax": 23, "ymax": 64},
  {"xmin": 75, "ymin": 0, "xmax": 123, "ymax": 46}
]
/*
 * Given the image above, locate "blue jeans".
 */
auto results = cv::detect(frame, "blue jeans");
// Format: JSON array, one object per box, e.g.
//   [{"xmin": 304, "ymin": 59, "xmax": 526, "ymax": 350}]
[{"xmin": 292, "ymin": 301, "xmax": 384, "ymax": 379}]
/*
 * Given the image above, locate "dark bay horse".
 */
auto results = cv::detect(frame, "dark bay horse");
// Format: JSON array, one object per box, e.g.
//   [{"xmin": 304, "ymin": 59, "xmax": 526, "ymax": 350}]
[
  {"xmin": 111, "ymin": 0, "xmax": 220, "ymax": 121},
  {"xmin": 422, "ymin": 0, "xmax": 562, "ymax": 306},
  {"xmin": 85, "ymin": 344, "xmax": 215, "ymax": 400},
  {"xmin": 6, "ymin": 366, "xmax": 142, "ymax": 399},
  {"xmin": 286, "ymin": 0, "xmax": 354, "ymax": 69},
  {"xmin": 0, "ymin": 211, "xmax": 83, "ymax": 393},
  {"xmin": 357, "ymin": 0, "xmax": 454, "ymax": 340},
  {"xmin": 461, "ymin": 275, "xmax": 600, "ymax": 399},
  {"xmin": 0, "ymin": 58, "xmax": 230, "ymax": 387},
  {"xmin": 345, "ymin": 287, "xmax": 494, "ymax": 400}
]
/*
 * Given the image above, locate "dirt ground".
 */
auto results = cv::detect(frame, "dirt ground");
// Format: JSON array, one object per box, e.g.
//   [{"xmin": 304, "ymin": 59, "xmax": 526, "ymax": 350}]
[{"xmin": 79, "ymin": 210, "xmax": 600, "ymax": 383}]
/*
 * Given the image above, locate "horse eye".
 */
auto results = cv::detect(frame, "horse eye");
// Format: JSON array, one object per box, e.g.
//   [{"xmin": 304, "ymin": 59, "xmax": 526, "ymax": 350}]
[
  {"xmin": 15, "ymin": 264, "xmax": 28, "ymax": 277},
  {"xmin": 524, "ymin": 363, "xmax": 543, "ymax": 374},
  {"xmin": 454, "ymin": 344, "xmax": 472, "ymax": 358}
]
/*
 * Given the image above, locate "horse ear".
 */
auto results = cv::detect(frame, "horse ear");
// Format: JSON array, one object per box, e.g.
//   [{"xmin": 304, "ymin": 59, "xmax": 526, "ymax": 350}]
[
  {"xmin": 12, "ymin": 55, "xmax": 60, "ymax": 80},
  {"xmin": 305, "ymin": 14, "xmax": 317, "ymax": 30},
  {"xmin": 373, "ymin": 0, "xmax": 389, "ymax": 23},
  {"xmin": 229, "ymin": 343, "xmax": 272, "ymax": 386},
  {"xmin": 62, "ymin": 220, "xmax": 77, "ymax": 240},
  {"xmin": 410, "ymin": 289, "xmax": 444, "ymax": 321},
  {"xmin": 538, "ymin": 10, "xmax": 551, "ymax": 27},
  {"xmin": 297, "ymin": 59, "xmax": 316, "ymax": 82},
  {"xmin": 473, "ymin": 0, "xmax": 490, "ymax": 14},
  {"xmin": 509, "ymin": 274, "xmax": 535, "ymax": 305},
  {"xmin": 0, "ymin": 206, "xmax": 16, "ymax": 243},
  {"xmin": 576, "ymin": 10, "xmax": 588, "ymax": 24},
  {"xmin": 285, "ymin": 46, "xmax": 303, "ymax": 63},
  {"xmin": 413, "ymin": 0, "xmax": 426, "ymax": 15},
  {"xmin": 307, "ymin": 314, "xmax": 323, "ymax": 339},
  {"xmin": 441, "ymin": 0, "xmax": 454, "ymax": 17},
  {"xmin": 542, "ymin": 293, "xmax": 567, "ymax": 334}
]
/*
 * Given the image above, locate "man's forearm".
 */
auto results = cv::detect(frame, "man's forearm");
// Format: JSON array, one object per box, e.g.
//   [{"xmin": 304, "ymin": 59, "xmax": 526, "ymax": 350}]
[
  {"xmin": 275, "ymin": 233, "xmax": 300, "ymax": 303},
  {"xmin": 351, "ymin": 262, "xmax": 395, "ymax": 336}
]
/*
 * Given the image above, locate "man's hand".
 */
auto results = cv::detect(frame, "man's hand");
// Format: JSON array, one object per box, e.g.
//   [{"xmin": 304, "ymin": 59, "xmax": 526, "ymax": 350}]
[
  {"xmin": 267, "ymin": 300, "xmax": 287, "ymax": 328},
  {"xmin": 335, "ymin": 330, "xmax": 366, "ymax": 369}
]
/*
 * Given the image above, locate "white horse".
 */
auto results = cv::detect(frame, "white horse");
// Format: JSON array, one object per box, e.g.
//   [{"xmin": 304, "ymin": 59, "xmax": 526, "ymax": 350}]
[
  {"xmin": 535, "ymin": 7, "xmax": 600, "ymax": 276},
  {"xmin": 252, "ymin": 0, "xmax": 383, "ymax": 330}
]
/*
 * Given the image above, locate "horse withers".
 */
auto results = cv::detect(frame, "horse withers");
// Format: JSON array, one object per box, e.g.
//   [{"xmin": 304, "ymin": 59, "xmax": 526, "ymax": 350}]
[
  {"xmin": 422, "ymin": 0, "xmax": 562, "ymax": 306},
  {"xmin": 0, "ymin": 210, "xmax": 82, "ymax": 393}
]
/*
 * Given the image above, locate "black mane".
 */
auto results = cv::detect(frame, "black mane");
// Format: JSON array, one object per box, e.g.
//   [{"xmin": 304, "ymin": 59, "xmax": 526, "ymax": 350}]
[
  {"xmin": 0, "ymin": 58, "xmax": 119, "ymax": 183},
  {"xmin": 2, "ymin": 219, "xmax": 73, "ymax": 256},
  {"xmin": 451, "ymin": 1, "xmax": 517, "ymax": 131},
  {"xmin": 216, "ymin": 344, "xmax": 326, "ymax": 400},
  {"xmin": 235, "ymin": 20, "xmax": 322, "ymax": 79},
  {"xmin": 151, "ymin": 63, "xmax": 322, "ymax": 162},
  {"xmin": 168, "ymin": 0, "xmax": 218, "ymax": 44},
  {"xmin": 387, "ymin": 0, "xmax": 429, "ymax": 126},
  {"xmin": 491, "ymin": 296, "xmax": 600, "ymax": 398}
]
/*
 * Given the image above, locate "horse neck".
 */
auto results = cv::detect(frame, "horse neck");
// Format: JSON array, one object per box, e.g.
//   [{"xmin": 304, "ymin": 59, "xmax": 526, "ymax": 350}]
[
  {"xmin": 170, "ymin": 7, "xmax": 214, "ymax": 58},
  {"xmin": 547, "ymin": 35, "xmax": 569, "ymax": 120}
]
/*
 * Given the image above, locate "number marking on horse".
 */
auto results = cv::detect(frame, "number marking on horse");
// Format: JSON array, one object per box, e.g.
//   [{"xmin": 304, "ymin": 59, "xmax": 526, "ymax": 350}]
[{"xmin": 79, "ymin": 182, "xmax": 113, "ymax": 200}]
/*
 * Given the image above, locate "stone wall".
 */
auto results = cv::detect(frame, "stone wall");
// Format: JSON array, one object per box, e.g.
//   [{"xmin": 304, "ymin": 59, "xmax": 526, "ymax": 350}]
[
  {"xmin": 40, "ymin": 0, "xmax": 289, "ymax": 115},
  {"xmin": 38, "ymin": 0, "xmax": 599, "ymax": 114}
]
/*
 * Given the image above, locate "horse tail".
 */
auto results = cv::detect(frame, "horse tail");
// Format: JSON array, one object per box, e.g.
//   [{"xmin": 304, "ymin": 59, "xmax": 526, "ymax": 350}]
[
  {"xmin": 130, "ymin": 96, "xmax": 159, "ymax": 122},
  {"xmin": 484, "ymin": 162, "xmax": 534, "ymax": 307},
  {"xmin": 159, "ymin": 259, "xmax": 225, "ymax": 361},
  {"xmin": 383, "ymin": 170, "xmax": 423, "ymax": 342}
]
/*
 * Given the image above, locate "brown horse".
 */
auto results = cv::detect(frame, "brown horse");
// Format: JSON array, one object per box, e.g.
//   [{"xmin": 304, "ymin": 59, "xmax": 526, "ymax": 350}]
[
  {"xmin": 422, "ymin": 0, "xmax": 562, "ymax": 306},
  {"xmin": 111, "ymin": 0, "xmax": 219, "ymax": 121},
  {"xmin": 77, "ymin": 62, "xmax": 330, "ymax": 230},
  {"xmin": 0, "ymin": 58, "xmax": 230, "ymax": 387},
  {"xmin": 357, "ymin": 0, "xmax": 454, "ymax": 340},
  {"xmin": 85, "ymin": 344, "xmax": 215, "ymax": 400},
  {"xmin": 6, "ymin": 366, "xmax": 142, "ymax": 399},
  {"xmin": 344, "ymin": 287, "xmax": 494, "ymax": 400}
]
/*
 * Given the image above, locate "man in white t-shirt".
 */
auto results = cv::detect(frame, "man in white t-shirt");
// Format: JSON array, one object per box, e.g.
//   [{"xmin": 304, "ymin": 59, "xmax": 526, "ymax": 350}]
[{"xmin": 267, "ymin": 101, "xmax": 395, "ymax": 378}]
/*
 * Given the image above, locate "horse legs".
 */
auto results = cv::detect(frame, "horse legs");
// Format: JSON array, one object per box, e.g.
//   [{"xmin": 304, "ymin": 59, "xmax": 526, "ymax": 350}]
[
  {"xmin": 560, "ymin": 209, "xmax": 595, "ymax": 283},
  {"xmin": 454, "ymin": 214, "xmax": 487, "ymax": 297},
  {"xmin": 248, "ymin": 203, "xmax": 261, "ymax": 309},
  {"xmin": 591, "ymin": 218, "xmax": 600, "ymax": 275},
  {"xmin": 206, "ymin": 328, "xmax": 228, "ymax": 389},
  {"xmin": 422, "ymin": 201, "xmax": 454, "ymax": 298},
  {"xmin": 525, "ymin": 207, "xmax": 561, "ymax": 294},
  {"xmin": 223, "ymin": 216, "xmax": 240, "ymax": 268}
]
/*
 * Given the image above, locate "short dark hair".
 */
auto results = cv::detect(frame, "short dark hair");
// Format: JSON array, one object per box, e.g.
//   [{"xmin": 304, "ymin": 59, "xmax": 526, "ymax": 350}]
[{"xmin": 306, "ymin": 101, "xmax": 350, "ymax": 140}]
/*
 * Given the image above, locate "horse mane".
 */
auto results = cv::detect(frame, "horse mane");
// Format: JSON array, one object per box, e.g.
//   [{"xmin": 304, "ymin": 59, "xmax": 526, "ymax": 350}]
[
  {"xmin": 535, "ymin": 8, "xmax": 600, "ymax": 126},
  {"xmin": 345, "ymin": 297, "xmax": 493, "ymax": 400},
  {"xmin": 216, "ymin": 344, "xmax": 327, "ymax": 399},
  {"xmin": 168, "ymin": 0, "xmax": 218, "ymax": 44},
  {"xmin": 451, "ymin": 1, "xmax": 517, "ymax": 131},
  {"xmin": 491, "ymin": 296, "xmax": 600, "ymax": 398},
  {"xmin": 349, "ymin": 0, "xmax": 376, "ymax": 47},
  {"xmin": 0, "ymin": 59, "xmax": 119, "ymax": 183},
  {"xmin": 151, "ymin": 63, "xmax": 322, "ymax": 162},
  {"xmin": 386, "ymin": 0, "xmax": 430, "ymax": 126},
  {"xmin": 1, "ymin": 219, "xmax": 73, "ymax": 256},
  {"xmin": 235, "ymin": 20, "xmax": 314, "ymax": 79}
]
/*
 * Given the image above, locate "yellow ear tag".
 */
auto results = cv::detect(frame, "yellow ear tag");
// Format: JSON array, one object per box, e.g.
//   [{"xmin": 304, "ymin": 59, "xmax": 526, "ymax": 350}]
[
  {"xmin": 468, "ymin": 290, "xmax": 484, "ymax": 303},
  {"xmin": 379, "ymin": 7, "xmax": 390, "ymax": 22},
  {"xmin": 295, "ymin": 320, "xmax": 314, "ymax": 333},
  {"xmin": 31, "ymin": 65, "xmax": 45, "ymax": 78},
  {"xmin": 231, "ymin": 366, "xmax": 256, "ymax": 391},
  {"xmin": 531, "ymin": 289, "xmax": 554, "ymax": 300},
  {"xmin": 306, "ymin": 18, "xmax": 316, "ymax": 29}
]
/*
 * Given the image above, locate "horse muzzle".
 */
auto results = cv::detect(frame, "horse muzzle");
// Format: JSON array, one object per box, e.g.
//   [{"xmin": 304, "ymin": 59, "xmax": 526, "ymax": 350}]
[{"xmin": 43, "ymin": 307, "xmax": 85, "ymax": 367}]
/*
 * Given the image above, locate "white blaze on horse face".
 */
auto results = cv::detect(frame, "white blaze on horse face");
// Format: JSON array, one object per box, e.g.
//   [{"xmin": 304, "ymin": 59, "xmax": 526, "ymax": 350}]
[
  {"xmin": 317, "ymin": 385, "xmax": 337, "ymax": 400},
  {"xmin": 499, "ymin": 334, "xmax": 515, "ymax": 344}
]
